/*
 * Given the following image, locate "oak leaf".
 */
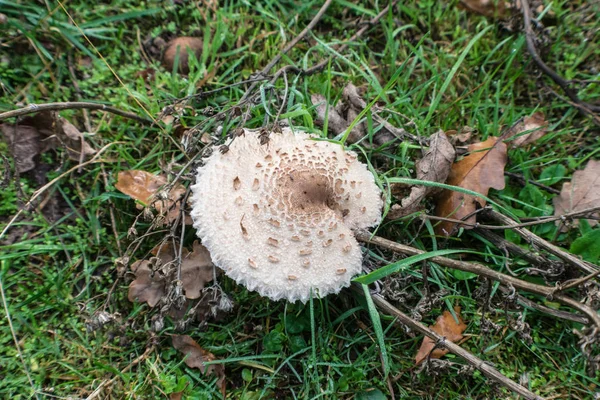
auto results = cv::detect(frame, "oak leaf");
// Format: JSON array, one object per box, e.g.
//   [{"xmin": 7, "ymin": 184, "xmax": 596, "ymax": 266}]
[
  {"xmin": 115, "ymin": 170, "xmax": 190, "ymax": 224},
  {"xmin": 128, "ymin": 260, "xmax": 166, "ymax": 307},
  {"xmin": 389, "ymin": 131, "xmax": 455, "ymax": 219},
  {"xmin": 505, "ymin": 112, "xmax": 548, "ymax": 148},
  {"xmin": 435, "ymin": 137, "xmax": 507, "ymax": 236},
  {"xmin": 172, "ymin": 335, "xmax": 226, "ymax": 394},
  {"xmin": 553, "ymin": 160, "xmax": 600, "ymax": 230},
  {"xmin": 415, "ymin": 306, "xmax": 467, "ymax": 365}
]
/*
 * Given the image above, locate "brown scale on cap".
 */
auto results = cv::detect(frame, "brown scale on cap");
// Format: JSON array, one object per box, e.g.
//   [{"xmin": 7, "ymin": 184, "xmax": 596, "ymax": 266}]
[{"xmin": 190, "ymin": 128, "xmax": 383, "ymax": 303}]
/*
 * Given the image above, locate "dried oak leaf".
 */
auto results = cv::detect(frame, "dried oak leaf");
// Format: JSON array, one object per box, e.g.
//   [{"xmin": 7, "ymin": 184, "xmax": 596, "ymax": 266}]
[
  {"xmin": 172, "ymin": 334, "xmax": 226, "ymax": 393},
  {"xmin": 128, "ymin": 260, "xmax": 166, "ymax": 307},
  {"xmin": 505, "ymin": 112, "xmax": 548, "ymax": 148},
  {"xmin": 458, "ymin": 0, "xmax": 509, "ymax": 18},
  {"xmin": 389, "ymin": 131, "xmax": 455, "ymax": 219},
  {"xmin": 0, "ymin": 111, "xmax": 95, "ymax": 173},
  {"xmin": 115, "ymin": 170, "xmax": 189, "ymax": 224},
  {"xmin": 181, "ymin": 241, "xmax": 215, "ymax": 299},
  {"xmin": 435, "ymin": 137, "xmax": 507, "ymax": 236},
  {"xmin": 415, "ymin": 306, "xmax": 467, "ymax": 365},
  {"xmin": 553, "ymin": 160, "xmax": 600, "ymax": 230}
]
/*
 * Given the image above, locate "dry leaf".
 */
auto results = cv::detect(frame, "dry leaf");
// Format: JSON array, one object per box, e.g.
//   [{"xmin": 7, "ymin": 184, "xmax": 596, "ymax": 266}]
[
  {"xmin": 458, "ymin": 0, "xmax": 509, "ymax": 18},
  {"xmin": 172, "ymin": 335, "xmax": 226, "ymax": 393},
  {"xmin": 505, "ymin": 112, "xmax": 548, "ymax": 148},
  {"xmin": 163, "ymin": 37, "xmax": 203, "ymax": 74},
  {"xmin": 128, "ymin": 260, "xmax": 166, "ymax": 307},
  {"xmin": 0, "ymin": 111, "xmax": 95, "ymax": 173},
  {"xmin": 553, "ymin": 160, "xmax": 600, "ymax": 230},
  {"xmin": 446, "ymin": 127, "xmax": 475, "ymax": 145},
  {"xmin": 389, "ymin": 131, "xmax": 455, "ymax": 219},
  {"xmin": 181, "ymin": 241, "xmax": 215, "ymax": 299},
  {"xmin": 115, "ymin": 170, "xmax": 189, "ymax": 224},
  {"xmin": 435, "ymin": 137, "xmax": 507, "ymax": 236},
  {"xmin": 415, "ymin": 306, "xmax": 467, "ymax": 365}
]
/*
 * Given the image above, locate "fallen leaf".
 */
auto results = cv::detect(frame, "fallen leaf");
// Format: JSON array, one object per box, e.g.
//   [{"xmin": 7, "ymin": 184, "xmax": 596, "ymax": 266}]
[
  {"xmin": 115, "ymin": 170, "xmax": 189, "ymax": 224},
  {"xmin": 0, "ymin": 111, "xmax": 95, "ymax": 173},
  {"xmin": 553, "ymin": 160, "xmax": 600, "ymax": 230},
  {"xmin": 505, "ymin": 112, "xmax": 548, "ymax": 148},
  {"xmin": 446, "ymin": 126, "xmax": 475, "ymax": 145},
  {"xmin": 415, "ymin": 306, "xmax": 467, "ymax": 364},
  {"xmin": 181, "ymin": 241, "xmax": 215, "ymax": 299},
  {"xmin": 169, "ymin": 392, "xmax": 183, "ymax": 400},
  {"xmin": 128, "ymin": 260, "xmax": 166, "ymax": 307},
  {"xmin": 458, "ymin": 0, "xmax": 509, "ymax": 18},
  {"xmin": 435, "ymin": 137, "xmax": 507, "ymax": 236},
  {"xmin": 172, "ymin": 335, "xmax": 226, "ymax": 393},
  {"xmin": 389, "ymin": 131, "xmax": 455, "ymax": 219}
]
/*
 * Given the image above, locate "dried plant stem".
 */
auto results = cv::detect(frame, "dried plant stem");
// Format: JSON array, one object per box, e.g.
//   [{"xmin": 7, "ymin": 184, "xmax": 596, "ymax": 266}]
[
  {"xmin": 483, "ymin": 209, "xmax": 599, "ymax": 275},
  {"xmin": 472, "ymin": 228, "xmax": 550, "ymax": 268},
  {"xmin": 521, "ymin": 0, "xmax": 600, "ymax": 116},
  {"xmin": 355, "ymin": 232, "xmax": 600, "ymax": 329},
  {"xmin": 0, "ymin": 102, "xmax": 152, "ymax": 123},
  {"xmin": 367, "ymin": 292, "xmax": 542, "ymax": 400}
]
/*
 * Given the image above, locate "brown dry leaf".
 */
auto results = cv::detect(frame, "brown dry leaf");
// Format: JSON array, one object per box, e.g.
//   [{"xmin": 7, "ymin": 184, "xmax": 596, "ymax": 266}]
[
  {"xmin": 163, "ymin": 37, "xmax": 203, "ymax": 74},
  {"xmin": 172, "ymin": 334, "xmax": 226, "ymax": 393},
  {"xmin": 435, "ymin": 137, "xmax": 507, "ymax": 236},
  {"xmin": 458, "ymin": 0, "xmax": 509, "ymax": 18},
  {"xmin": 115, "ymin": 170, "xmax": 189, "ymax": 224},
  {"xmin": 553, "ymin": 160, "xmax": 600, "ymax": 230},
  {"xmin": 505, "ymin": 112, "xmax": 548, "ymax": 148},
  {"xmin": 389, "ymin": 131, "xmax": 455, "ymax": 219},
  {"xmin": 128, "ymin": 260, "xmax": 166, "ymax": 307},
  {"xmin": 0, "ymin": 111, "xmax": 95, "ymax": 173},
  {"xmin": 415, "ymin": 306, "xmax": 467, "ymax": 365},
  {"xmin": 181, "ymin": 241, "xmax": 215, "ymax": 299}
]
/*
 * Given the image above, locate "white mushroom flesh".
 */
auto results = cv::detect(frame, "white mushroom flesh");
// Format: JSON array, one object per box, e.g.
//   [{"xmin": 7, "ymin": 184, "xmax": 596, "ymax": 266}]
[{"xmin": 191, "ymin": 128, "xmax": 382, "ymax": 303}]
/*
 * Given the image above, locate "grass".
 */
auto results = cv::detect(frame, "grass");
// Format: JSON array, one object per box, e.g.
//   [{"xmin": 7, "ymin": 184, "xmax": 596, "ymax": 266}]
[{"xmin": 1, "ymin": 0, "xmax": 599, "ymax": 398}]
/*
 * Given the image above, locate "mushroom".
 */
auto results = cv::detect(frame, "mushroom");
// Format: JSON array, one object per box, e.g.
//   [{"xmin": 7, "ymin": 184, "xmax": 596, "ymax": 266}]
[{"xmin": 190, "ymin": 128, "xmax": 382, "ymax": 303}]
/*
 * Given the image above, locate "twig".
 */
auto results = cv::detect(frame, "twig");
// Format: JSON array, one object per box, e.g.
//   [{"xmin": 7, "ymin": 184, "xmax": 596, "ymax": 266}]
[
  {"xmin": 85, "ymin": 345, "xmax": 155, "ymax": 399},
  {"xmin": 0, "ymin": 264, "xmax": 40, "ymax": 399},
  {"xmin": 483, "ymin": 209, "xmax": 600, "ymax": 275},
  {"xmin": 504, "ymin": 171, "xmax": 560, "ymax": 195},
  {"xmin": 365, "ymin": 291, "xmax": 542, "ymax": 400},
  {"xmin": 502, "ymin": 287, "xmax": 588, "ymax": 325},
  {"xmin": 555, "ymin": 270, "xmax": 600, "ymax": 293},
  {"xmin": 240, "ymin": 0, "xmax": 334, "ymax": 102},
  {"xmin": 0, "ymin": 102, "xmax": 152, "ymax": 124},
  {"xmin": 355, "ymin": 231, "xmax": 600, "ymax": 329},
  {"xmin": 521, "ymin": 0, "xmax": 600, "ymax": 115}
]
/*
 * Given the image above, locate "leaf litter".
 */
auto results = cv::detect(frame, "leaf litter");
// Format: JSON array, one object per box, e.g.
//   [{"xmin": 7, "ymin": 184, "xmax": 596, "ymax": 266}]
[
  {"xmin": 435, "ymin": 137, "xmax": 508, "ymax": 236},
  {"xmin": 415, "ymin": 306, "xmax": 468, "ymax": 365},
  {"xmin": 115, "ymin": 170, "xmax": 191, "ymax": 225},
  {"xmin": 504, "ymin": 112, "xmax": 548, "ymax": 148},
  {"xmin": 0, "ymin": 110, "xmax": 96, "ymax": 173},
  {"xmin": 553, "ymin": 159, "xmax": 600, "ymax": 230}
]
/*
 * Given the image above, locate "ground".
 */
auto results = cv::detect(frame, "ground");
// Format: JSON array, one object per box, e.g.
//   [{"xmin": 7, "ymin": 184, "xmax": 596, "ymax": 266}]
[{"xmin": 1, "ymin": 0, "xmax": 599, "ymax": 399}]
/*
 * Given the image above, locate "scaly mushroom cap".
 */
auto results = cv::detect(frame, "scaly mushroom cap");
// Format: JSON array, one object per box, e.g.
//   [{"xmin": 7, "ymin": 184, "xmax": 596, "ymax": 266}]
[{"xmin": 190, "ymin": 128, "xmax": 382, "ymax": 303}]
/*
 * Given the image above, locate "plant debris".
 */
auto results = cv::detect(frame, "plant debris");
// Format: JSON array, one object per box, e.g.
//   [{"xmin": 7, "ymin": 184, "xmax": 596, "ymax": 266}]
[
  {"xmin": 388, "ymin": 131, "xmax": 455, "ymax": 219},
  {"xmin": 458, "ymin": 0, "xmax": 509, "ymax": 18},
  {"xmin": 162, "ymin": 37, "xmax": 203, "ymax": 74},
  {"xmin": 553, "ymin": 160, "xmax": 600, "ymax": 230},
  {"xmin": 415, "ymin": 306, "xmax": 468, "ymax": 365},
  {"xmin": 171, "ymin": 334, "xmax": 226, "ymax": 393},
  {"xmin": 435, "ymin": 137, "xmax": 507, "ymax": 236},
  {"xmin": 505, "ymin": 112, "xmax": 548, "ymax": 148},
  {"xmin": 0, "ymin": 111, "xmax": 95, "ymax": 173},
  {"xmin": 115, "ymin": 170, "xmax": 190, "ymax": 225}
]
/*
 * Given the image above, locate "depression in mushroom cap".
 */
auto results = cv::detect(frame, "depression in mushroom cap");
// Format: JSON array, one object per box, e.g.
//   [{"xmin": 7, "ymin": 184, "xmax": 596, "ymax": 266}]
[{"xmin": 191, "ymin": 128, "xmax": 382, "ymax": 303}]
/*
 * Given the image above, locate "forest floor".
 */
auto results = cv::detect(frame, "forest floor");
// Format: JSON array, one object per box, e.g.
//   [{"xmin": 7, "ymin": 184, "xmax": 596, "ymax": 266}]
[{"xmin": 1, "ymin": 1, "xmax": 599, "ymax": 399}]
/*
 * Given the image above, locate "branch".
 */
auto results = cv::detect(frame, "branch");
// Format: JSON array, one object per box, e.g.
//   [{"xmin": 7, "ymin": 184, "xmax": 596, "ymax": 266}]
[
  {"xmin": 521, "ymin": 0, "xmax": 600, "ymax": 115},
  {"xmin": 365, "ymin": 292, "xmax": 543, "ymax": 400},
  {"xmin": 0, "ymin": 102, "xmax": 152, "ymax": 124},
  {"xmin": 355, "ymin": 232, "xmax": 600, "ymax": 329}
]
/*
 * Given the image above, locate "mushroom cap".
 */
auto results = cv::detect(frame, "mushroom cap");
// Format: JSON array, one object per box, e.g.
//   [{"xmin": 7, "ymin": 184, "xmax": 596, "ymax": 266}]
[{"xmin": 190, "ymin": 128, "xmax": 382, "ymax": 303}]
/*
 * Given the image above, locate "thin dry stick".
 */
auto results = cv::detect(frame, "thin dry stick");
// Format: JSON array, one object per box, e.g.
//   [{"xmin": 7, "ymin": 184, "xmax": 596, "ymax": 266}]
[
  {"xmin": 0, "ymin": 102, "xmax": 152, "ymax": 123},
  {"xmin": 240, "ymin": 0, "xmax": 334, "ymax": 102},
  {"xmin": 483, "ymin": 209, "xmax": 599, "ymax": 275},
  {"xmin": 368, "ymin": 293, "xmax": 542, "ymax": 400},
  {"xmin": 355, "ymin": 232, "xmax": 600, "ymax": 329},
  {"xmin": 521, "ymin": 0, "xmax": 600, "ymax": 115},
  {"xmin": 85, "ymin": 346, "xmax": 155, "ymax": 400},
  {"xmin": 0, "ymin": 269, "xmax": 40, "ymax": 400}
]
